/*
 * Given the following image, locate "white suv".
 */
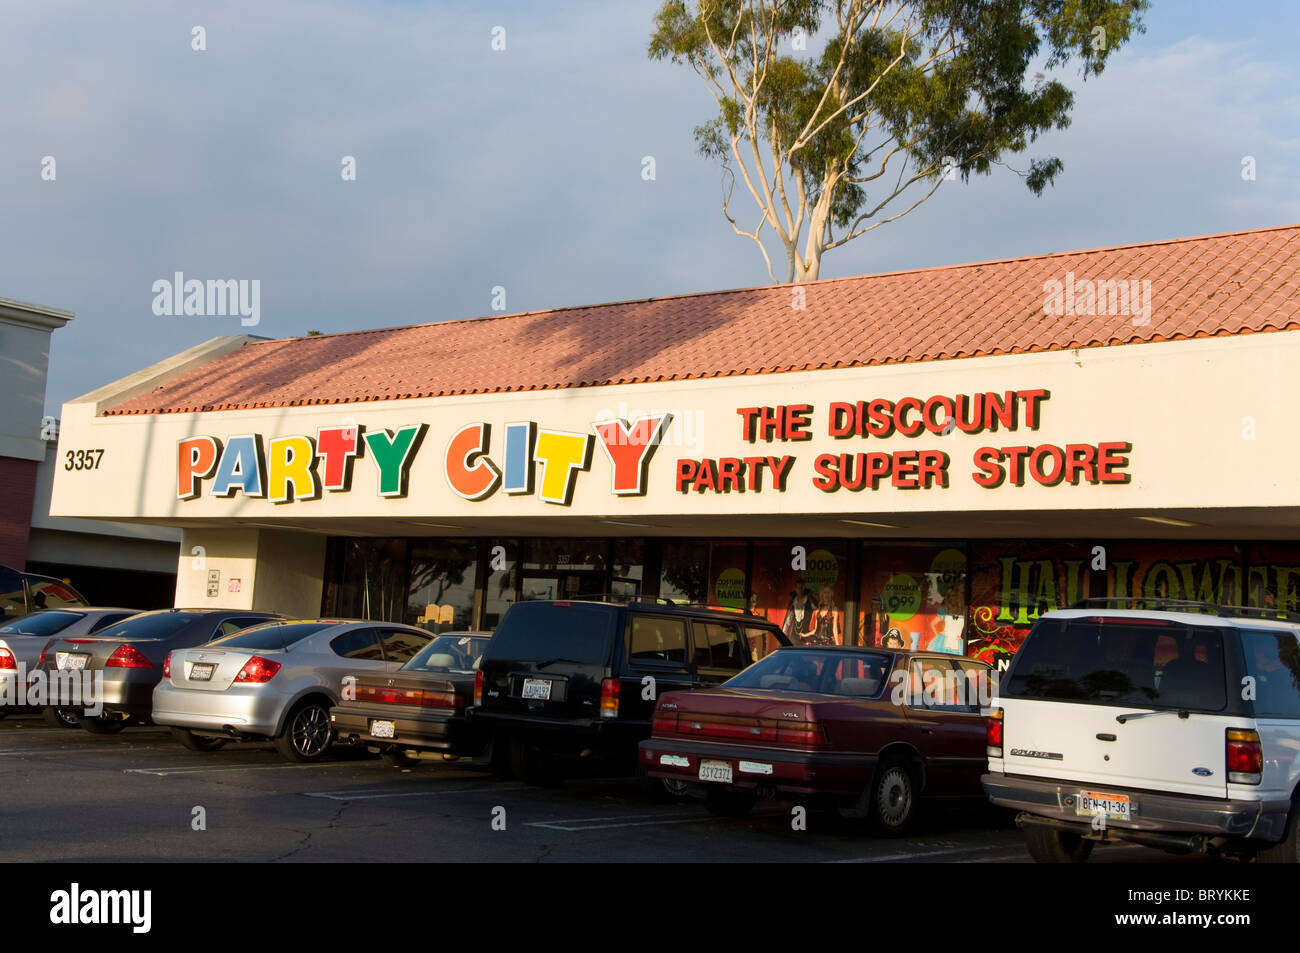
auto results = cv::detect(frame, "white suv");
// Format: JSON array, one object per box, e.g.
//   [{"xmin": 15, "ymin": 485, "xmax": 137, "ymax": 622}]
[{"xmin": 983, "ymin": 600, "xmax": 1300, "ymax": 863}]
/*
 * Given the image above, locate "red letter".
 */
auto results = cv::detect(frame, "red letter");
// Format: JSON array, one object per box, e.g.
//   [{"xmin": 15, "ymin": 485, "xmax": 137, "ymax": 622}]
[
  {"xmin": 812, "ymin": 454, "xmax": 839, "ymax": 492},
  {"xmin": 895, "ymin": 397, "xmax": 924, "ymax": 437},
  {"xmin": 972, "ymin": 447, "xmax": 1005, "ymax": 488},
  {"xmin": 828, "ymin": 403, "xmax": 855, "ymax": 438},
  {"xmin": 317, "ymin": 426, "xmax": 359, "ymax": 491},
  {"xmin": 676, "ymin": 459, "xmax": 698, "ymax": 493},
  {"xmin": 593, "ymin": 414, "xmax": 671, "ymax": 496},
  {"xmin": 1097, "ymin": 441, "xmax": 1133, "ymax": 484},
  {"xmin": 736, "ymin": 408, "xmax": 760, "ymax": 442}
]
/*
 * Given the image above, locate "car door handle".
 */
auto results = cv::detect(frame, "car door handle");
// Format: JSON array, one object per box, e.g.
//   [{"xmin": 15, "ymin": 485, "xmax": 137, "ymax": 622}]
[
  {"xmin": 920, "ymin": 727, "xmax": 935, "ymax": 735},
  {"xmin": 1096, "ymin": 733, "xmax": 1117, "ymax": 742}
]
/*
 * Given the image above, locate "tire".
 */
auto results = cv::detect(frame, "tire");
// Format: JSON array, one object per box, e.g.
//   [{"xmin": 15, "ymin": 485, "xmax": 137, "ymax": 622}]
[
  {"xmin": 637, "ymin": 763, "xmax": 690, "ymax": 803},
  {"xmin": 274, "ymin": 699, "xmax": 333, "ymax": 763},
  {"xmin": 170, "ymin": 727, "xmax": 229, "ymax": 752},
  {"xmin": 77, "ymin": 714, "xmax": 127, "ymax": 734},
  {"xmin": 44, "ymin": 708, "xmax": 82, "ymax": 729},
  {"xmin": 1023, "ymin": 824, "xmax": 1095, "ymax": 863},
  {"xmin": 703, "ymin": 786, "xmax": 757, "ymax": 818},
  {"xmin": 1257, "ymin": 797, "xmax": 1300, "ymax": 863},
  {"xmin": 867, "ymin": 757, "xmax": 918, "ymax": 836},
  {"xmin": 486, "ymin": 734, "xmax": 514, "ymax": 780},
  {"xmin": 509, "ymin": 735, "xmax": 562, "ymax": 786},
  {"xmin": 382, "ymin": 748, "xmax": 417, "ymax": 768}
]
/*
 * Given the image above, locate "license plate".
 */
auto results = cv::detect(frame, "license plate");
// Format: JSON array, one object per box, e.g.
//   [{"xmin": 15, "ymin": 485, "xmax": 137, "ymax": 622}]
[
  {"xmin": 698, "ymin": 759, "xmax": 733, "ymax": 783},
  {"xmin": 189, "ymin": 663, "xmax": 215, "ymax": 682},
  {"xmin": 57, "ymin": 653, "xmax": 88, "ymax": 671},
  {"xmin": 370, "ymin": 720, "xmax": 396, "ymax": 739},
  {"xmin": 521, "ymin": 678, "xmax": 552, "ymax": 700},
  {"xmin": 1076, "ymin": 790, "xmax": 1131, "ymax": 820}
]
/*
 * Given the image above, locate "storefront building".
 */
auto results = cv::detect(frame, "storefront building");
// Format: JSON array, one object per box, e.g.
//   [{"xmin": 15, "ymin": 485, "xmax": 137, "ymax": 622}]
[{"xmin": 49, "ymin": 224, "xmax": 1300, "ymax": 668}]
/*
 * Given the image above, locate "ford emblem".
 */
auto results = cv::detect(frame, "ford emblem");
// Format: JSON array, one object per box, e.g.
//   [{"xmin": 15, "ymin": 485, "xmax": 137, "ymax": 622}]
[{"xmin": 1192, "ymin": 767, "xmax": 1213, "ymax": 777}]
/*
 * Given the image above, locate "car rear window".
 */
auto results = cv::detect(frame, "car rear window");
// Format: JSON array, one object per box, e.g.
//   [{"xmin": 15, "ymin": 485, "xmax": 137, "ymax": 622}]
[
  {"xmin": 0, "ymin": 610, "xmax": 83, "ymax": 636},
  {"xmin": 725, "ymin": 649, "xmax": 892, "ymax": 696},
  {"xmin": 210, "ymin": 622, "xmax": 334, "ymax": 650},
  {"xmin": 489, "ymin": 602, "xmax": 616, "ymax": 666},
  {"xmin": 93, "ymin": 612, "xmax": 203, "ymax": 641},
  {"xmin": 1003, "ymin": 618, "xmax": 1227, "ymax": 710},
  {"xmin": 1241, "ymin": 629, "xmax": 1300, "ymax": 717}
]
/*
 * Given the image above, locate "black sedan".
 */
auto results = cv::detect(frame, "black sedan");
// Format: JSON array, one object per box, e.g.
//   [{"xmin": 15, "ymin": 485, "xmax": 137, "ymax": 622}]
[{"xmin": 330, "ymin": 632, "xmax": 491, "ymax": 766}]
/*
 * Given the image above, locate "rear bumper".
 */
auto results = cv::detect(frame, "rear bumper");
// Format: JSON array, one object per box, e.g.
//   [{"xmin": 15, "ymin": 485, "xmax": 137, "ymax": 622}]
[
  {"xmin": 470, "ymin": 709, "xmax": 644, "ymax": 759},
  {"xmin": 982, "ymin": 772, "xmax": 1291, "ymax": 841},
  {"xmin": 151, "ymin": 682, "xmax": 286, "ymax": 737},
  {"xmin": 33, "ymin": 666, "xmax": 158, "ymax": 717},
  {"xmin": 639, "ymin": 737, "xmax": 876, "ymax": 796},
  {"xmin": 330, "ymin": 705, "xmax": 477, "ymax": 754}
]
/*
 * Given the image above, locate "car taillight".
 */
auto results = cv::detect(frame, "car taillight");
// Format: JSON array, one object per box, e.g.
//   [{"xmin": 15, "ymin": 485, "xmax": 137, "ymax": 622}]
[
  {"xmin": 106, "ymin": 645, "xmax": 152, "ymax": 669},
  {"xmin": 652, "ymin": 710, "xmax": 679, "ymax": 734},
  {"xmin": 987, "ymin": 707, "xmax": 1004, "ymax": 758},
  {"xmin": 600, "ymin": 677, "xmax": 620, "ymax": 719},
  {"xmin": 162, "ymin": 652, "xmax": 172, "ymax": 678},
  {"xmin": 357, "ymin": 685, "xmax": 460, "ymax": 709},
  {"xmin": 38, "ymin": 643, "xmax": 49, "ymax": 665},
  {"xmin": 233, "ymin": 656, "xmax": 281, "ymax": 683},
  {"xmin": 0, "ymin": 649, "xmax": 15, "ymax": 670},
  {"xmin": 474, "ymin": 669, "xmax": 483, "ymax": 707},
  {"xmin": 1226, "ymin": 728, "xmax": 1262, "ymax": 784},
  {"xmin": 775, "ymin": 720, "xmax": 827, "ymax": 746}
]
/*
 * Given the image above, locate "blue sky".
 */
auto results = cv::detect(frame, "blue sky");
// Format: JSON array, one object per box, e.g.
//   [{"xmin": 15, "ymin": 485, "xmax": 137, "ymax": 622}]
[{"xmin": 3, "ymin": 0, "xmax": 1298, "ymax": 413}]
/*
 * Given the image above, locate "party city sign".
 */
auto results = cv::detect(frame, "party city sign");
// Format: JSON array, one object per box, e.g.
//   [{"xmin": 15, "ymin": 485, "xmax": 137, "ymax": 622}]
[{"xmin": 173, "ymin": 388, "xmax": 1133, "ymax": 508}]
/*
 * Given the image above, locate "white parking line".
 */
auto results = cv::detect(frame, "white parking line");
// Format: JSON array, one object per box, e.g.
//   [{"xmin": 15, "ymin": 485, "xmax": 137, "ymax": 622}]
[
  {"xmin": 525, "ymin": 812, "xmax": 719, "ymax": 832},
  {"xmin": 0, "ymin": 746, "xmax": 168, "ymax": 755},
  {"xmin": 304, "ymin": 784, "xmax": 528, "ymax": 801},
  {"xmin": 124, "ymin": 762, "xmax": 362, "ymax": 776}
]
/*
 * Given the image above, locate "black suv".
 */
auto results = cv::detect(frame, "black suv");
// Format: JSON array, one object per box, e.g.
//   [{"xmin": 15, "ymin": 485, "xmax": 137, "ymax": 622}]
[{"xmin": 471, "ymin": 598, "xmax": 790, "ymax": 784}]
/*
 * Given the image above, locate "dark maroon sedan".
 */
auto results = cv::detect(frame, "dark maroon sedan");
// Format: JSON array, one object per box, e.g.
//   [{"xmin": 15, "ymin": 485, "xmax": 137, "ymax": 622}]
[{"xmin": 638, "ymin": 646, "xmax": 993, "ymax": 834}]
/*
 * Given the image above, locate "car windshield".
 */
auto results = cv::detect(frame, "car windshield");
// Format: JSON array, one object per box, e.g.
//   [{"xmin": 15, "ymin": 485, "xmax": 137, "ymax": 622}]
[
  {"xmin": 0, "ymin": 610, "xmax": 83, "ymax": 637},
  {"xmin": 209, "ymin": 622, "xmax": 334, "ymax": 651},
  {"xmin": 724, "ymin": 649, "xmax": 893, "ymax": 696},
  {"xmin": 91, "ymin": 612, "xmax": 201, "ymax": 641},
  {"xmin": 402, "ymin": 635, "xmax": 490, "ymax": 674},
  {"xmin": 1003, "ymin": 617, "xmax": 1227, "ymax": 710}
]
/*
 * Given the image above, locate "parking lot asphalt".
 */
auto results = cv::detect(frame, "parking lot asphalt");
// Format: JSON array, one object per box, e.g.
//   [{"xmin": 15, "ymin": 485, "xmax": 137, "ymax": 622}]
[{"xmin": 0, "ymin": 716, "xmax": 1207, "ymax": 863}]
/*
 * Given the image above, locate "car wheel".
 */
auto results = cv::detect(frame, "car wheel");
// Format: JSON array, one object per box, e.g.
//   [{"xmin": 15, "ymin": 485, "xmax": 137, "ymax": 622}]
[
  {"xmin": 1257, "ymin": 796, "xmax": 1300, "ymax": 863},
  {"xmin": 170, "ymin": 727, "xmax": 229, "ymax": 752},
  {"xmin": 867, "ymin": 757, "xmax": 918, "ymax": 836},
  {"xmin": 637, "ymin": 762, "xmax": 690, "ymax": 803},
  {"xmin": 382, "ymin": 748, "xmax": 417, "ymax": 768},
  {"xmin": 703, "ymin": 786, "xmax": 757, "ymax": 818},
  {"xmin": 43, "ymin": 708, "xmax": 82, "ymax": 729},
  {"xmin": 509, "ymin": 735, "xmax": 562, "ymax": 786},
  {"xmin": 77, "ymin": 714, "xmax": 127, "ymax": 734},
  {"xmin": 1023, "ymin": 824, "xmax": 1095, "ymax": 863},
  {"xmin": 274, "ymin": 700, "xmax": 333, "ymax": 763}
]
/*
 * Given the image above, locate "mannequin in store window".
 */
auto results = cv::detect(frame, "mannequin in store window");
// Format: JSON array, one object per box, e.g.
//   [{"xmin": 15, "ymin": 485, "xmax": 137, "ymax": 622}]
[
  {"xmin": 929, "ymin": 587, "xmax": 966, "ymax": 655},
  {"xmin": 782, "ymin": 580, "xmax": 818, "ymax": 641},
  {"xmin": 807, "ymin": 585, "xmax": 841, "ymax": 646}
]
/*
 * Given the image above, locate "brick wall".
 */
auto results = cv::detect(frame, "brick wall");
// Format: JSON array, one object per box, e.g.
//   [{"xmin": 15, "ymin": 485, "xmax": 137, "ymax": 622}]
[{"xmin": 0, "ymin": 455, "xmax": 37, "ymax": 569}]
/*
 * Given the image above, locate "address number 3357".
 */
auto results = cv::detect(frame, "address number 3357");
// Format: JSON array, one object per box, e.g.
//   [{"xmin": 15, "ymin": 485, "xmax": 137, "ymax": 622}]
[{"xmin": 64, "ymin": 449, "xmax": 104, "ymax": 471}]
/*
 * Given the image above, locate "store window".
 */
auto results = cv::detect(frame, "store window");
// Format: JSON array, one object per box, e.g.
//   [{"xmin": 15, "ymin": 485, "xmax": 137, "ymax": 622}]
[
  {"xmin": 660, "ymin": 540, "xmax": 711, "ymax": 604},
  {"xmin": 331, "ymin": 539, "xmax": 409, "ymax": 622},
  {"xmin": 705, "ymin": 541, "xmax": 748, "ymax": 610},
  {"xmin": 406, "ymin": 539, "xmax": 476, "ymax": 633},
  {"xmin": 753, "ymin": 540, "xmax": 847, "ymax": 645},
  {"xmin": 482, "ymin": 539, "xmax": 518, "ymax": 630},
  {"xmin": 610, "ymin": 538, "xmax": 645, "ymax": 602},
  {"xmin": 522, "ymin": 538, "xmax": 608, "ymax": 601},
  {"xmin": 861, "ymin": 544, "xmax": 966, "ymax": 655}
]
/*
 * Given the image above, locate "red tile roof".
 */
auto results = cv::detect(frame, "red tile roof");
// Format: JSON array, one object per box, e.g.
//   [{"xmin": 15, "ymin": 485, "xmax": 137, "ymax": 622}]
[{"xmin": 103, "ymin": 224, "xmax": 1300, "ymax": 416}]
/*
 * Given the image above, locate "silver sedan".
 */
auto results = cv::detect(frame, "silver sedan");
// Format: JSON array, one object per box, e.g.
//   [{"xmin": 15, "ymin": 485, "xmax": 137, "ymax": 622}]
[
  {"xmin": 152, "ymin": 619, "xmax": 435, "ymax": 762},
  {"xmin": 0, "ymin": 608, "xmax": 142, "ymax": 726}
]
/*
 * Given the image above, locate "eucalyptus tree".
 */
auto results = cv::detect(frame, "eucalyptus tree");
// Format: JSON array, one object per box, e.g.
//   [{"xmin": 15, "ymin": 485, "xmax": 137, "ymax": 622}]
[{"xmin": 650, "ymin": 0, "xmax": 1149, "ymax": 282}]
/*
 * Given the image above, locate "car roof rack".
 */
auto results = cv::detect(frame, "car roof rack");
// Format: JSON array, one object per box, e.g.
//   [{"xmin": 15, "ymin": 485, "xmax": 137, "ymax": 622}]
[
  {"xmin": 566, "ymin": 592, "xmax": 767, "ymax": 618},
  {"xmin": 1068, "ymin": 597, "xmax": 1300, "ymax": 624}
]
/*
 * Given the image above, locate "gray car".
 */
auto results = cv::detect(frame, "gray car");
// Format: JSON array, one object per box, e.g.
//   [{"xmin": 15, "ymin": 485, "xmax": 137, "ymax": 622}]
[
  {"xmin": 0, "ymin": 608, "xmax": 142, "ymax": 726},
  {"xmin": 152, "ymin": 619, "xmax": 436, "ymax": 762}
]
